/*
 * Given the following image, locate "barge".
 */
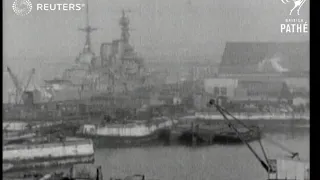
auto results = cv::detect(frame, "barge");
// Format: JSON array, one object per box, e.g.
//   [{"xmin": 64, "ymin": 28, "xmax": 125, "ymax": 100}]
[
  {"xmin": 3, "ymin": 136, "xmax": 94, "ymax": 173},
  {"xmin": 172, "ymin": 122, "xmax": 261, "ymax": 146},
  {"xmin": 76, "ymin": 116, "xmax": 177, "ymax": 148}
]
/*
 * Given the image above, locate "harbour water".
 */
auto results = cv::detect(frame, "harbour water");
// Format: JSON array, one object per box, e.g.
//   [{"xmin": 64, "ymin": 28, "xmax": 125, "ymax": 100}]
[{"xmin": 94, "ymin": 130, "xmax": 309, "ymax": 180}]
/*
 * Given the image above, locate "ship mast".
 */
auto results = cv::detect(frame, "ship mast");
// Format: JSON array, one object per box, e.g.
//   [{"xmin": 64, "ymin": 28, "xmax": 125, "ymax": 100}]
[
  {"xmin": 119, "ymin": 10, "xmax": 130, "ymax": 44},
  {"xmin": 78, "ymin": 0, "xmax": 97, "ymax": 54}
]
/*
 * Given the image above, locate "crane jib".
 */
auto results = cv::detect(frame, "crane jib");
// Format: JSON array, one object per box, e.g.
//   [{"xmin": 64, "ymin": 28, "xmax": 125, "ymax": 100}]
[
  {"xmin": 208, "ymin": 99, "xmax": 304, "ymax": 175},
  {"xmin": 213, "ymin": 104, "xmax": 271, "ymax": 173}
]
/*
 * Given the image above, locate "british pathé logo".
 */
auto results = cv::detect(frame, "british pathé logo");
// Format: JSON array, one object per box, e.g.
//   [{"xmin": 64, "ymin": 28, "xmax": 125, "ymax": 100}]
[
  {"xmin": 280, "ymin": 0, "xmax": 308, "ymax": 34},
  {"xmin": 12, "ymin": 0, "xmax": 33, "ymax": 16},
  {"xmin": 281, "ymin": 0, "xmax": 307, "ymax": 16}
]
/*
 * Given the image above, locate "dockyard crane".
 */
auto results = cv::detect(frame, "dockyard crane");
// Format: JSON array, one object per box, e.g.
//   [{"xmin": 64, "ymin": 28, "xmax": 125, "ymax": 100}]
[
  {"xmin": 207, "ymin": 99, "xmax": 309, "ymax": 180},
  {"xmin": 6, "ymin": 66, "xmax": 23, "ymax": 104},
  {"xmin": 6, "ymin": 66, "xmax": 36, "ymax": 104},
  {"xmin": 18, "ymin": 68, "xmax": 36, "ymax": 104}
]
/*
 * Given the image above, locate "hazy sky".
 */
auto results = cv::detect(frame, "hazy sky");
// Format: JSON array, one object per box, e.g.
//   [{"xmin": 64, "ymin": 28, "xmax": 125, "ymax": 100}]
[
  {"xmin": 3, "ymin": 0, "xmax": 309, "ymax": 101},
  {"xmin": 4, "ymin": 0, "xmax": 309, "ymax": 59}
]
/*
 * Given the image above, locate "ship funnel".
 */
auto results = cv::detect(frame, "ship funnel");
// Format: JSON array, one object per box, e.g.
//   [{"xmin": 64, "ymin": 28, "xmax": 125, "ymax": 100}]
[
  {"xmin": 100, "ymin": 43, "xmax": 114, "ymax": 65},
  {"xmin": 118, "ymin": 40, "xmax": 125, "ymax": 59}
]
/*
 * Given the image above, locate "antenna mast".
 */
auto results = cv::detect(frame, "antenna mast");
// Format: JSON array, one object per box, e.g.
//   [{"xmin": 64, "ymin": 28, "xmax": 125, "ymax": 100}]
[
  {"xmin": 78, "ymin": 0, "xmax": 97, "ymax": 54},
  {"xmin": 119, "ymin": 9, "xmax": 132, "ymax": 44}
]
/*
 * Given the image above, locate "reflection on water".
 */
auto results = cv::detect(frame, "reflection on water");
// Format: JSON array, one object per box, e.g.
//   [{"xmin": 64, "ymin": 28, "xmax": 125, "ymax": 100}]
[{"xmin": 95, "ymin": 132, "xmax": 309, "ymax": 180}]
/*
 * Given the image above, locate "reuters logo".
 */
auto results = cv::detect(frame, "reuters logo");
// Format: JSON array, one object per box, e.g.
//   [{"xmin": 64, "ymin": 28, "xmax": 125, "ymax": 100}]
[{"xmin": 12, "ymin": 0, "xmax": 33, "ymax": 16}]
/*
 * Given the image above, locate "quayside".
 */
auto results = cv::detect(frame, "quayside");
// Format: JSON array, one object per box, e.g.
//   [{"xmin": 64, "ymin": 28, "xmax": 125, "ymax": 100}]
[{"xmin": 207, "ymin": 99, "xmax": 309, "ymax": 180}]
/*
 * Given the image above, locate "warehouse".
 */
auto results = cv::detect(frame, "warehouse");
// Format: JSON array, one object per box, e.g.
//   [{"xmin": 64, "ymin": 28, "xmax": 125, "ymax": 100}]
[{"xmin": 216, "ymin": 41, "xmax": 308, "ymax": 104}]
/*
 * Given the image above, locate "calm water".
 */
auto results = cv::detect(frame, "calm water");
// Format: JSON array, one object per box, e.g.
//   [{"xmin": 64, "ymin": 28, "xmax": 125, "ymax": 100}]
[{"xmin": 95, "ymin": 131, "xmax": 309, "ymax": 180}]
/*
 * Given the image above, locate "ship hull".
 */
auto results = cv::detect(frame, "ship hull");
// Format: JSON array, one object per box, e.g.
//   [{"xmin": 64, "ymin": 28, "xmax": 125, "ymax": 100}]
[
  {"xmin": 3, "ymin": 155, "xmax": 94, "ymax": 173},
  {"xmin": 76, "ymin": 128, "xmax": 172, "ymax": 148},
  {"xmin": 170, "ymin": 127, "xmax": 261, "ymax": 146},
  {"xmin": 3, "ymin": 138, "xmax": 95, "ymax": 173}
]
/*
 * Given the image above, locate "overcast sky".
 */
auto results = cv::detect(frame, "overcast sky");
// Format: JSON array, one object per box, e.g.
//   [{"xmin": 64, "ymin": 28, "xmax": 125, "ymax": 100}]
[
  {"xmin": 4, "ymin": 0, "xmax": 309, "ymax": 59},
  {"xmin": 3, "ymin": 0, "xmax": 309, "ymax": 101}
]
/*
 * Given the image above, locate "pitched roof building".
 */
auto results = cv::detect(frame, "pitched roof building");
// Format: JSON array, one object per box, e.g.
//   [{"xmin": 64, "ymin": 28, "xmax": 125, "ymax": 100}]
[{"xmin": 219, "ymin": 42, "xmax": 309, "ymax": 77}]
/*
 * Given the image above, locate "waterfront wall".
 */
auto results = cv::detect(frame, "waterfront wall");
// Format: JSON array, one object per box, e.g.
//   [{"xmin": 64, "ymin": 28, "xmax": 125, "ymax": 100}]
[{"xmin": 194, "ymin": 112, "xmax": 310, "ymax": 120}]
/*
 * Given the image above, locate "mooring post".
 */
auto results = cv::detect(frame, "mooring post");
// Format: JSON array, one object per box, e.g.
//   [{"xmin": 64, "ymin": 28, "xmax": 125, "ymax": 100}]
[
  {"xmin": 209, "ymin": 132, "xmax": 214, "ymax": 144},
  {"xmin": 191, "ymin": 122, "xmax": 196, "ymax": 146},
  {"xmin": 69, "ymin": 166, "xmax": 73, "ymax": 179}
]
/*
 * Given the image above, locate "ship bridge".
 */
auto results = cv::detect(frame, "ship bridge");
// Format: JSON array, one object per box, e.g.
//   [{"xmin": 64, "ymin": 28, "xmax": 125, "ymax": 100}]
[{"xmin": 41, "ymin": 9, "xmax": 151, "ymax": 103}]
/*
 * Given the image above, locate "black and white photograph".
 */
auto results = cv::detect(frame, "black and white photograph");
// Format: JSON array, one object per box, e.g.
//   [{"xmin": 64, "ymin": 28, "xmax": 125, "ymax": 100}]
[{"xmin": 3, "ymin": 0, "xmax": 309, "ymax": 179}]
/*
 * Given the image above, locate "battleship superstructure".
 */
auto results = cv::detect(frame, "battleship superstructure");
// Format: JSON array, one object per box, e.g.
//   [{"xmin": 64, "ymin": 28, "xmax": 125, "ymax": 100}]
[
  {"xmin": 4, "ymin": 2, "xmax": 155, "ymax": 120},
  {"xmin": 3, "ymin": 2, "xmax": 177, "ymax": 149},
  {"xmin": 42, "ymin": 8, "xmax": 148, "ymax": 102}
]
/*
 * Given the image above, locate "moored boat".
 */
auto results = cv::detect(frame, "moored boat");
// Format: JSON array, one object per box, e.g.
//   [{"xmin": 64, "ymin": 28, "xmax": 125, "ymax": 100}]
[
  {"xmin": 3, "ymin": 136, "xmax": 94, "ymax": 173},
  {"xmin": 175, "ymin": 123, "xmax": 261, "ymax": 146},
  {"xmin": 76, "ymin": 116, "xmax": 177, "ymax": 148}
]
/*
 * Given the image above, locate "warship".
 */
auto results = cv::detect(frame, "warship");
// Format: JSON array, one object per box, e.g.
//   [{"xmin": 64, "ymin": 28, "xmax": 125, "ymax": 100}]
[
  {"xmin": 4, "ymin": 3, "xmax": 153, "ymax": 121},
  {"xmin": 3, "ymin": 1, "xmax": 175, "ymax": 147}
]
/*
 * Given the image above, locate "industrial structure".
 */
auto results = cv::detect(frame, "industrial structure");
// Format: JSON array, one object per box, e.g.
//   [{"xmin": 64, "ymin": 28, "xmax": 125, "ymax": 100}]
[{"xmin": 198, "ymin": 41, "xmax": 309, "ymax": 109}]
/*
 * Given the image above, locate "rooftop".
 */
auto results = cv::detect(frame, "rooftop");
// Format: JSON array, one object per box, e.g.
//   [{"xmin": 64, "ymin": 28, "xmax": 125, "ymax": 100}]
[{"xmin": 219, "ymin": 42, "xmax": 309, "ymax": 75}]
